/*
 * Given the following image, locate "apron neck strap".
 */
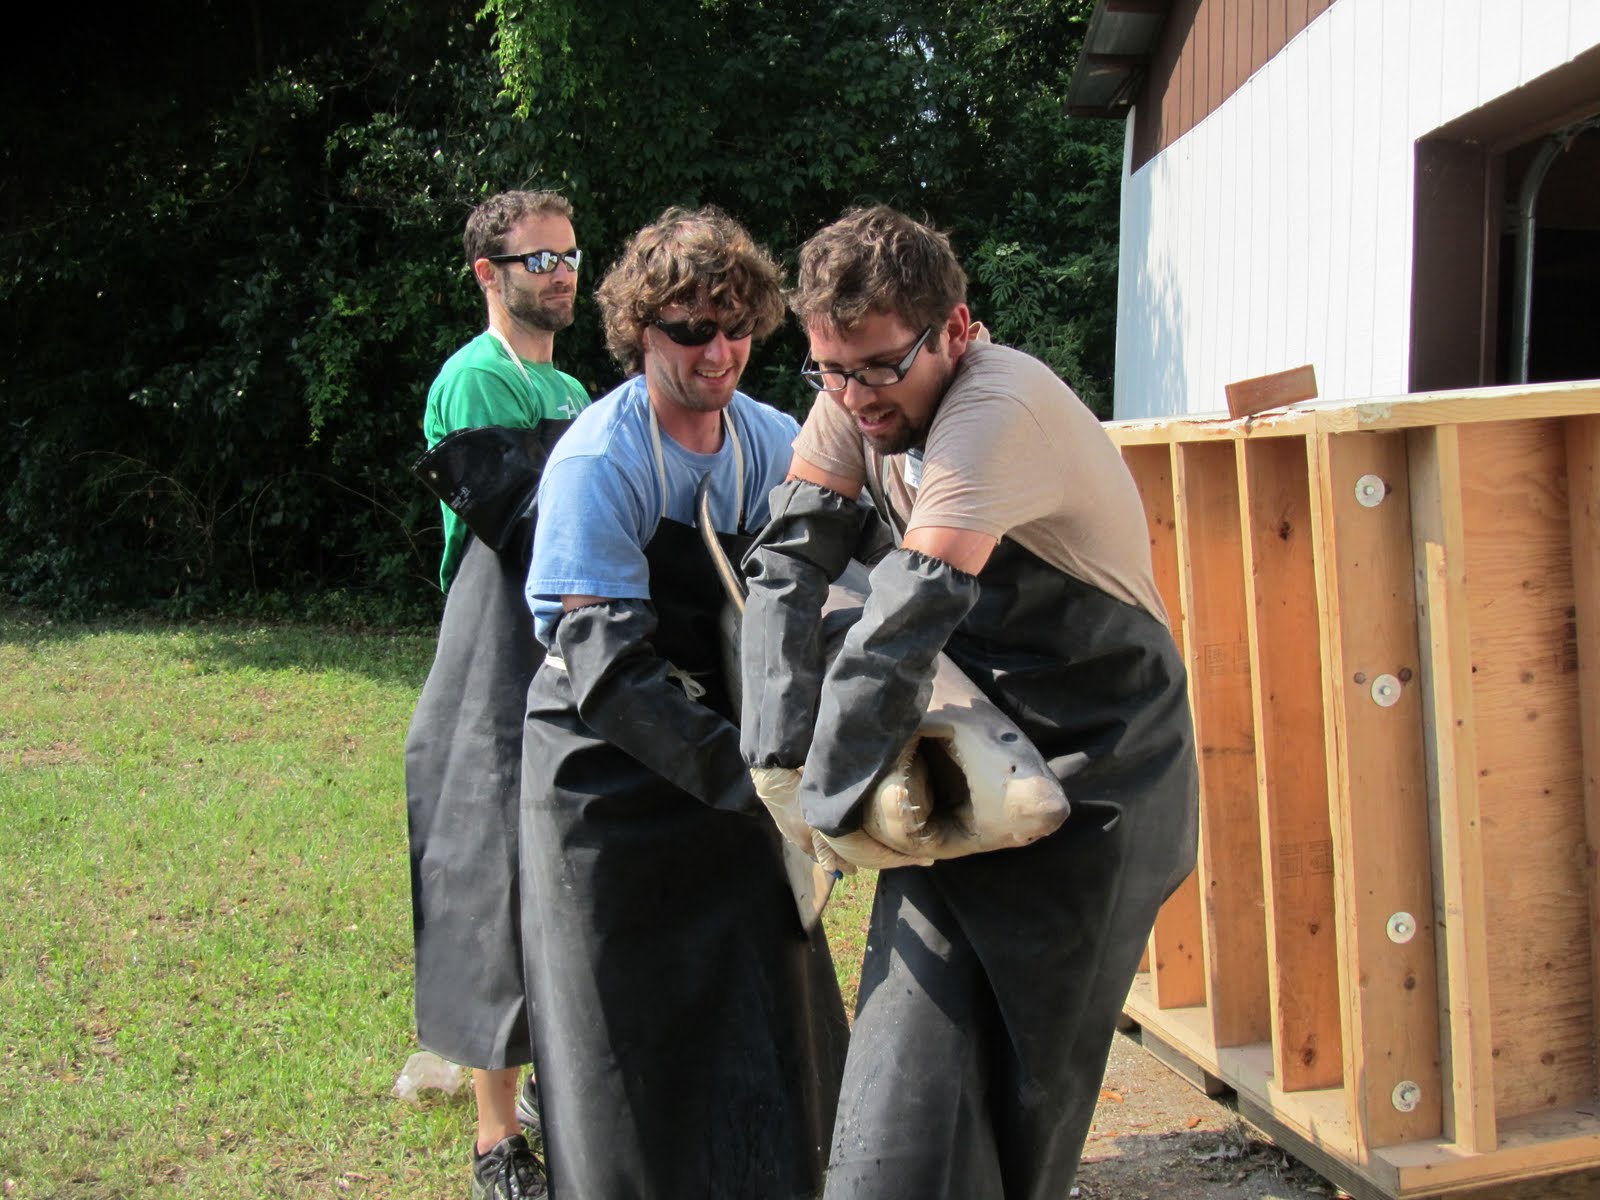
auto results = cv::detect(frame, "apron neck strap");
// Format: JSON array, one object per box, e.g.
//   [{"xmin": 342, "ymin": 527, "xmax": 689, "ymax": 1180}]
[
  {"xmin": 648, "ymin": 401, "xmax": 745, "ymax": 530},
  {"xmin": 486, "ymin": 325, "xmax": 534, "ymax": 389}
]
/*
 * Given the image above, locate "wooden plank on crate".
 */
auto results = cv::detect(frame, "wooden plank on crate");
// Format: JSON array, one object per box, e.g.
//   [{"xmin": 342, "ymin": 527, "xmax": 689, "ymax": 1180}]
[
  {"xmin": 1121, "ymin": 442, "xmax": 1208, "ymax": 1011},
  {"xmin": 1174, "ymin": 441, "xmax": 1269, "ymax": 1049},
  {"xmin": 1312, "ymin": 430, "xmax": 1444, "ymax": 1155},
  {"xmin": 1238, "ymin": 437, "xmax": 1344, "ymax": 1092},
  {"xmin": 1566, "ymin": 414, "xmax": 1600, "ymax": 1102},
  {"xmin": 1224, "ymin": 363, "xmax": 1319, "ymax": 419},
  {"xmin": 1407, "ymin": 425, "xmax": 1496, "ymax": 1155},
  {"xmin": 1455, "ymin": 421, "xmax": 1592, "ymax": 1123}
]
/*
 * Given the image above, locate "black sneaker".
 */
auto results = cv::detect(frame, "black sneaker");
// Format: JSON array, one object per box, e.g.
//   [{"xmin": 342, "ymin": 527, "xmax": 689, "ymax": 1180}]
[
  {"xmin": 515, "ymin": 1074, "xmax": 541, "ymax": 1142},
  {"xmin": 470, "ymin": 1133, "xmax": 547, "ymax": 1200}
]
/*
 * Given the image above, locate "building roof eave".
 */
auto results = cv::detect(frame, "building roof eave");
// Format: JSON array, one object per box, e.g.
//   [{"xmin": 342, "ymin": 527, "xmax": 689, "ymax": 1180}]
[{"xmin": 1064, "ymin": 0, "xmax": 1175, "ymax": 120}]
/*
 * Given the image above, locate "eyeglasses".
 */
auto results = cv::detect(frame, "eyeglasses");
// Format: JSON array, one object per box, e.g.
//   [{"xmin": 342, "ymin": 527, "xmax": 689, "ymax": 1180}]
[
  {"xmin": 800, "ymin": 327, "xmax": 932, "ymax": 392},
  {"xmin": 653, "ymin": 315, "xmax": 756, "ymax": 347},
  {"xmin": 485, "ymin": 249, "xmax": 582, "ymax": 274}
]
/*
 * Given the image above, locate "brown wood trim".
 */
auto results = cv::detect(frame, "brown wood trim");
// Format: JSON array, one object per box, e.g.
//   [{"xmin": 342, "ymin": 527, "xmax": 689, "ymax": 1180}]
[
  {"xmin": 1408, "ymin": 139, "xmax": 1494, "ymax": 393},
  {"xmin": 1133, "ymin": 0, "xmax": 1335, "ymax": 172}
]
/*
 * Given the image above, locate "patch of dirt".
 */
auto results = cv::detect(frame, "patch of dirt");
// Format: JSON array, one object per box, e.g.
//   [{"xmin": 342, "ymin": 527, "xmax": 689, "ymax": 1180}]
[{"xmin": 1076, "ymin": 1032, "xmax": 1341, "ymax": 1200}]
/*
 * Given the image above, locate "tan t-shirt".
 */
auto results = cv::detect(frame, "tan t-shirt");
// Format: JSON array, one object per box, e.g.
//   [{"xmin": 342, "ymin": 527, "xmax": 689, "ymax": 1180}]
[{"xmin": 793, "ymin": 339, "xmax": 1168, "ymax": 624}]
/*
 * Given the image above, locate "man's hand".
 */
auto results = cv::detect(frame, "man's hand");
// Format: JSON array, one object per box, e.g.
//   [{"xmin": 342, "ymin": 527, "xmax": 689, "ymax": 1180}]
[
  {"xmin": 751, "ymin": 766, "xmax": 814, "ymax": 852},
  {"xmin": 811, "ymin": 828, "xmax": 934, "ymax": 875}
]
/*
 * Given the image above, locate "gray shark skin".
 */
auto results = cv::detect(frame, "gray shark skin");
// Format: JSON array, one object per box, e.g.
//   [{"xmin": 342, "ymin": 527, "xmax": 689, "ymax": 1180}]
[{"xmin": 697, "ymin": 476, "xmax": 1071, "ymax": 866}]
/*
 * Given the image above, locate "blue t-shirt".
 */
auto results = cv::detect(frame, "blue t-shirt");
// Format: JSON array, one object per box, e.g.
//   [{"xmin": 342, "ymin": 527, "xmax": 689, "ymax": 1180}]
[{"xmin": 527, "ymin": 375, "xmax": 801, "ymax": 645}]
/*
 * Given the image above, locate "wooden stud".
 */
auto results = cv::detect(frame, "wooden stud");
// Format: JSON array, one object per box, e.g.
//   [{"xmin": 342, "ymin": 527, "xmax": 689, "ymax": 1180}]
[
  {"xmin": 1407, "ymin": 424, "xmax": 1496, "ymax": 1155},
  {"xmin": 1122, "ymin": 443, "xmax": 1207, "ymax": 1010},
  {"xmin": 1239, "ymin": 437, "xmax": 1344, "ymax": 1092},
  {"xmin": 1312, "ymin": 429, "xmax": 1443, "ymax": 1154},
  {"xmin": 1175, "ymin": 440, "xmax": 1269, "ymax": 1049}
]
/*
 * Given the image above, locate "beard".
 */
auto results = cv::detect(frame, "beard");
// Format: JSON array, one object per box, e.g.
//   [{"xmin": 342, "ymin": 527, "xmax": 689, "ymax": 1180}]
[
  {"xmin": 503, "ymin": 280, "xmax": 574, "ymax": 332},
  {"xmin": 860, "ymin": 409, "xmax": 931, "ymax": 456}
]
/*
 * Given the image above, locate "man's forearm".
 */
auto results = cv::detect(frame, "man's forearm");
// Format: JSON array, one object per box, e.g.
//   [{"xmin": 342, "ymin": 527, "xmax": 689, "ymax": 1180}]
[
  {"xmin": 739, "ymin": 479, "xmax": 866, "ymax": 767},
  {"xmin": 555, "ymin": 599, "xmax": 756, "ymax": 814}
]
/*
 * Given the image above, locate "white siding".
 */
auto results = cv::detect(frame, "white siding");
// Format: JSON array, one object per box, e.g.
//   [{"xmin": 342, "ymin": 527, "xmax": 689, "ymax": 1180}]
[{"xmin": 1112, "ymin": 0, "xmax": 1600, "ymax": 419}]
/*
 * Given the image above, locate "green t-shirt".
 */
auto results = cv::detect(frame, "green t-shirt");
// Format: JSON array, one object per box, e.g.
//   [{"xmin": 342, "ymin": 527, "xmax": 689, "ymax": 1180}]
[{"xmin": 423, "ymin": 330, "xmax": 590, "ymax": 590}]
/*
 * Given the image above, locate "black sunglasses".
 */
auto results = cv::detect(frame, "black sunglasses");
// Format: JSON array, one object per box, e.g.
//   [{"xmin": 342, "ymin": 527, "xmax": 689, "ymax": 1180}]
[
  {"xmin": 801, "ymin": 327, "xmax": 932, "ymax": 392},
  {"xmin": 653, "ymin": 315, "xmax": 757, "ymax": 347},
  {"xmin": 486, "ymin": 249, "xmax": 582, "ymax": 274}
]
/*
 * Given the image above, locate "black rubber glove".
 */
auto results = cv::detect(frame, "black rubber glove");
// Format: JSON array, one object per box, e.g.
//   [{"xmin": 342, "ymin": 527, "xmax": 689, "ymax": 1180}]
[
  {"xmin": 554, "ymin": 599, "xmax": 758, "ymax": 815},
  {"xmin": 739, "ymin": 480, "xmax": 865, "ymax": 768},
  {"xmin": 800, "ymin": 549, "xmax": 980, "ymax": 836}
]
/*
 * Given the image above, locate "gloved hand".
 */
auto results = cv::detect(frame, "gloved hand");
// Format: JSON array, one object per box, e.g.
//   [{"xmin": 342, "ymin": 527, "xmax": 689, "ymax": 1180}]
[
  {"xmin": 801, "ymin": 549, "xmax": 980, "ymax": 836},
  {"xmin": 750, "ymin": 765, "xmax": 813, "ymax": 852},
  {"xmin": 811, "ymin": 828, "xmax": 933, "ymax": 876}
]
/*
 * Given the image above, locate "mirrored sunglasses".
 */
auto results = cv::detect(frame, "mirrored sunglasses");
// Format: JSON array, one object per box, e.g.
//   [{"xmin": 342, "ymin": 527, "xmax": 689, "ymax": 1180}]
[{"xmin": 486, "ymin": 249, "xmax": 582, "ymax": 274}]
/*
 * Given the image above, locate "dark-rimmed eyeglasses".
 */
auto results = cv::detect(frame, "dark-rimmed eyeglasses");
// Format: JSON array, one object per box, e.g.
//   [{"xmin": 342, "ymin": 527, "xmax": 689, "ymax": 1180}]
[
  {"xmin": 486, "ymin": 249, "xmax": 582, "ymax": 274},
  {"xmin": 800, "ymin": 327, "xmax": 932, "ymax": 392},
  {"xmin": 653, "ymin": 315, "xmax": 756, "ymax": 347}
]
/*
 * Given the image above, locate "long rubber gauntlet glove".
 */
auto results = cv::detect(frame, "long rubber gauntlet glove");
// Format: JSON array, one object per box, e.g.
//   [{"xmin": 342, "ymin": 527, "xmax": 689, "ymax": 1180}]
[
  {"xmin": 554, "ymin": 599, "xmax": 758, "ymax": 815},
  {"xmin": 801, "ymin": 549, "xmax": 980, "ymax": 837},
  {"xmin": 740, "ymin": 480, "xmax": 865, "ymax": 768},
  {"xmin": 412, "ymin": 422, "xmax": 572, "ymax": 562}
]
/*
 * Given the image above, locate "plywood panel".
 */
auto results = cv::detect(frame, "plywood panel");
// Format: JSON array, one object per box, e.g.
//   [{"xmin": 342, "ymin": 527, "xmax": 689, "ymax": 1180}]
[
  {"xmin": 1567, "ymin": 415, "xmax": 1600, "ymax": 1102},
  {"xmin": 1122, "ymin": 443, "xmax": 1208, "ymax": 1010},
  {"xmin": 1457, "ymin": 420, "xmax": 1594, "ymax": 1121},
  {"xmin": 1240, "ymin": 438, "xmax": 1343, "ymax": 1091},
  {"xmin": 1176, "ymin": 441, "xmax": 1270, "ymax": 1047},
  {"xmin": 1315, "ymin": 429, "xmax": 1443, "ymax": 1152}
]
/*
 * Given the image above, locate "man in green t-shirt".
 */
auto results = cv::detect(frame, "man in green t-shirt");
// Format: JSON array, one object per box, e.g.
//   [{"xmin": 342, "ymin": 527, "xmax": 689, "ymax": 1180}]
[
  {"xmin": 406, "ymin": 190, "xmax": 589, "ymax": 1200},
  {"xmin": 423, "ymin": 191, "xmax": 590, "ymax": 590}
]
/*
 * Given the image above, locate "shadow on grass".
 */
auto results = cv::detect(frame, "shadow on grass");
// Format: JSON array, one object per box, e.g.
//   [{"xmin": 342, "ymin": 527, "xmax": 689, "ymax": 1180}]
[{"xmin": 0, "ymin": 604, "xmax": 438, "ymax": 688}]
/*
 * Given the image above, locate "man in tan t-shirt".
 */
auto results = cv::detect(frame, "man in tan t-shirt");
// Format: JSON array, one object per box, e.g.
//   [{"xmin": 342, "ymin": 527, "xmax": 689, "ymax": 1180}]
[{"xmin": 738, "ymin": 205, "xmax": 1199, "ymax": 1200}]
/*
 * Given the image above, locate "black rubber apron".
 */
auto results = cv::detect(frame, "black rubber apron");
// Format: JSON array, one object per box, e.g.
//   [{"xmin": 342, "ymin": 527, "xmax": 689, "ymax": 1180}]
[
  {"xmin": 404, "ymin": 415, "xmax": 572, "ymax": 1069},
  {"xmin": 519, "ymin": 513, "xmax": 849, "ymax": 1199},
  {"xmin": 826, "ymin": 509, "xmax": 1199, "ymax": 1198}
]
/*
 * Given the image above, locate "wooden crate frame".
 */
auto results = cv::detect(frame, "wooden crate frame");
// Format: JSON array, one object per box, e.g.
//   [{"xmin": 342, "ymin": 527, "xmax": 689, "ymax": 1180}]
[{"xmin": 1108, "ymin": 380, "xmax": 1600, "ymax": 1198}]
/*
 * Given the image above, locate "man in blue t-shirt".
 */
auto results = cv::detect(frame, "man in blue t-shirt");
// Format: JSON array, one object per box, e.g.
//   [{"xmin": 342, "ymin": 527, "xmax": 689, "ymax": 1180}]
[
  {"xmin": 405, "ymin": 189, "xmax": 588, "ymax": 1200},
  {"xmin": 517, "ymin": 207, "xmax": 848, "ymax": 1199}
]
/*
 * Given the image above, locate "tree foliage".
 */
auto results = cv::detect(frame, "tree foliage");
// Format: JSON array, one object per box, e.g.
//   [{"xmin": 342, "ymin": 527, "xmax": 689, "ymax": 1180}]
[{"xmin": 1, "ymin": 0, "xmax": 1120, "ymax": 620}]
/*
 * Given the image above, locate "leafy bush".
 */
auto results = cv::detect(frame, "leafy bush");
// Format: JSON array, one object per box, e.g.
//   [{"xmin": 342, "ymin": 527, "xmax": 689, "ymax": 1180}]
[{"xmin": 2, "ymin": 0, "xmax": 1118, "ymax": 619}]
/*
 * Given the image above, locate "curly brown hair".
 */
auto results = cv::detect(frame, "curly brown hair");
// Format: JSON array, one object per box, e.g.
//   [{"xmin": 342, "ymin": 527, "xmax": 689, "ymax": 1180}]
[
  {"xmin": 790, "ymin": 206, "xmax": 966, "ymax": 338},
  {"xmin": 463, "ymin": 190, "xmax": 574, "ymax": 281},
  {"xmin": 595, "ymin": 206, "xmax": 787, "ymax": 375}
]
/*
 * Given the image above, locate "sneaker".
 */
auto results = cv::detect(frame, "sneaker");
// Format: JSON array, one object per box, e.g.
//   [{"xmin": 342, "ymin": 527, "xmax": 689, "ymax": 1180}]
[
  {"xmin": 470, "ymin": 1133, "xmax": 547, "ymax": 1200},
  {"xmin": 515, "ymin": 1074, "xmax": 542, "ymax": 1142}
]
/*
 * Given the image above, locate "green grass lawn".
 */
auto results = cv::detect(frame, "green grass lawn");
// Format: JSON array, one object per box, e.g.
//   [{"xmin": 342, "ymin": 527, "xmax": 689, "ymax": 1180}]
[{"xmin": 0, "ymin": 609, "xmax": 874, "ymax": 1199}]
